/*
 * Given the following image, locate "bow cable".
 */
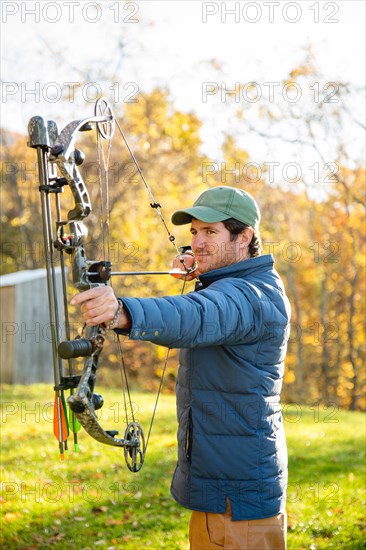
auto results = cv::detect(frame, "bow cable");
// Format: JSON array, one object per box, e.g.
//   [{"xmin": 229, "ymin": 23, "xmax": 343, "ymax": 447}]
[{"xmin": 96, "ymin": 121, "xmax": 138, "ymax": 435}]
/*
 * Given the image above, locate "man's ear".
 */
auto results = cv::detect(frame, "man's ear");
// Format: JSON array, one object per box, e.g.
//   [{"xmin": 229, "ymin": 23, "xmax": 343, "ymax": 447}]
[{"xmin": 239, "ymin": 227, "xmax": 254, "ymax": 248}]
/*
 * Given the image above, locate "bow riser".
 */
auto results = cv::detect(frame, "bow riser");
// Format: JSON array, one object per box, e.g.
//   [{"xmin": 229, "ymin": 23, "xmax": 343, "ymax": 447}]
[{"xmin": 55, "ymin": 159, "xmax": 92, "ymax": 221}]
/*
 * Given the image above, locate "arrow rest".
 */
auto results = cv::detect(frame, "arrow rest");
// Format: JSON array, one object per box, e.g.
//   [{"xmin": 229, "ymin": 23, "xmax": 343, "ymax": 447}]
[{"xmin": 87, "ymin": 260, "xmax": 112, "ymax": 283}]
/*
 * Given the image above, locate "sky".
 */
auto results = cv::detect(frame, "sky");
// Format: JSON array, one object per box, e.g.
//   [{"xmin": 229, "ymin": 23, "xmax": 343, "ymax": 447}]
[{"xmin": 1, "ymin": 0, "xmax": 365, "ymax": 185}]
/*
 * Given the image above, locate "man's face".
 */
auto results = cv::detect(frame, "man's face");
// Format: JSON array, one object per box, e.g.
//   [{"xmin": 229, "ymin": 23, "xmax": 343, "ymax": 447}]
[{"xmin": 190, "ymin": 219, "xmax": 251, "ymax": 273}]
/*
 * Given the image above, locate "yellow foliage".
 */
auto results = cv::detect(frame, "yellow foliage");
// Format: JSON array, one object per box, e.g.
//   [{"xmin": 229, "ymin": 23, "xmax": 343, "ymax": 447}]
[{"xmin": 1, "ymin": 86, "xmax": 364, "ymax": 410}]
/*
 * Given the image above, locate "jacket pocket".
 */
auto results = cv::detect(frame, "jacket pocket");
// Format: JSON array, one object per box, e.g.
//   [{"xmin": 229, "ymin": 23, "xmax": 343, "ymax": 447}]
[{"xmin": 185, "ymin": 408, "xmax": 193, "ymax": 463}]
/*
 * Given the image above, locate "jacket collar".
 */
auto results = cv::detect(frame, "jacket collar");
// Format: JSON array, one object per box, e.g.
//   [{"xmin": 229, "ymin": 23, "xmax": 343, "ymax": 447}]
[{"xmin": 196, "ymin": 254, "xmax": 274, "ymax": 289}]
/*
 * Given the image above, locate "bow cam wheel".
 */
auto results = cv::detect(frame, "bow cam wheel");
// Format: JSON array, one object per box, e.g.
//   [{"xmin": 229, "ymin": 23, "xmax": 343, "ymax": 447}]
[
  {"xmin": 95, "ymin": 98, "xmax": 115, "ymax": 140},
  {"xmin": 123, "ymin": 422, "xmax": 145, "ymax": 472}
]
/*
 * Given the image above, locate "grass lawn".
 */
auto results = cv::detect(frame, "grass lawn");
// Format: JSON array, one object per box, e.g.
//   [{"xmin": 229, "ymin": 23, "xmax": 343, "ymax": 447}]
[{"xmin": 0, "ymin": 385, "xmax": 365, "ymax": 549}]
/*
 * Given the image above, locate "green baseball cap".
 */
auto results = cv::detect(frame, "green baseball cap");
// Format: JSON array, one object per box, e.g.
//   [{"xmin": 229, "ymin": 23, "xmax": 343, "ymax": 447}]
[{"xmin": 171, "ymin": 186, "xmax": 260, "ymax": 230}]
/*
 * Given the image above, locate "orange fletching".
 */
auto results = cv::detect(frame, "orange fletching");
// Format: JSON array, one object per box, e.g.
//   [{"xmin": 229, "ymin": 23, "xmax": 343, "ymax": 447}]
[{"xmin": 53, "ymin": 394, "xmax": 69, "ymax": 445}]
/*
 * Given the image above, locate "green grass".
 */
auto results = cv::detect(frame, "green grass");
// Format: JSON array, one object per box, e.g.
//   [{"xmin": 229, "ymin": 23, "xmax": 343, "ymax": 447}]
[
  {"xmin": 283, "ymin": 403, "xmax": 365, "ymax": 549},
  {"xmin": 0, "ymin": 386, "xmax": 365, "ymax": 549}
]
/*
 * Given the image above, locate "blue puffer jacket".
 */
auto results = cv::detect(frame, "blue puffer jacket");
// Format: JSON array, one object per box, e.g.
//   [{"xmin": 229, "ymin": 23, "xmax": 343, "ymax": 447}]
[{"xmin": 118, "ymin": 254, "xmax": 291, "ymax": 520}]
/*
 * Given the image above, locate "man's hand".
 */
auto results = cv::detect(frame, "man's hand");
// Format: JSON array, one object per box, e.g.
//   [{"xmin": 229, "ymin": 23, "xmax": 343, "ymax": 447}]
[
  {"xmin": 171, "ymin": 253, "xmax": 200, "ymax": 282},
  {"xmin": 70, "ymin": 286, "xmax": 131, "ymax": 329}
]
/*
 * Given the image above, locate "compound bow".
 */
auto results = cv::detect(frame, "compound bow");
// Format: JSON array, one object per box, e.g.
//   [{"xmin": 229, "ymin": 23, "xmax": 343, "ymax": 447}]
[{"xmin": 28, "ymin": 98, "xmax": 188, "ymax": 472}]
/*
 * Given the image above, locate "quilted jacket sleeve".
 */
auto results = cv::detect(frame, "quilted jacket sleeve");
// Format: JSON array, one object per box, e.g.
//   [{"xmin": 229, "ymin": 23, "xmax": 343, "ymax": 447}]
[{"xmin": 116, "ymin": 278, "xmax": 268, "ymax": 348}]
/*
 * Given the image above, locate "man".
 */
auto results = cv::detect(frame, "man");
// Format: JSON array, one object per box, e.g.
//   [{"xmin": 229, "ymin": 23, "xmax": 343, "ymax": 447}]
[{"xmin": 71, "ymin": 186, "xmax": 291, "ymax": 549}]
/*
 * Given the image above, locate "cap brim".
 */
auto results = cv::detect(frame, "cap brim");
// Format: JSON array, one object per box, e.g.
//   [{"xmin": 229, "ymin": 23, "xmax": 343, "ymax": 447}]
[{"xmin": 171, "ymin": 206, "xmax": 231, "ymax": 226}]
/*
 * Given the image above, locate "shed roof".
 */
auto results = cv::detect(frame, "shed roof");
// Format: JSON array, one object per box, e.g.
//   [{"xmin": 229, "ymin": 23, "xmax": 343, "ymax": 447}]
[{"xmin": 0, "ymin": 268, "xmax": 62, "ymax": 287}]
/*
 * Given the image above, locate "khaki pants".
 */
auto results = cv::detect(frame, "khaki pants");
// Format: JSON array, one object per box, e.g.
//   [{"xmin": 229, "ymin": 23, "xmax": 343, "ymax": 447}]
[{"xmin": 189, "ymin": 501, "xmax": 286, "ymax": 550}]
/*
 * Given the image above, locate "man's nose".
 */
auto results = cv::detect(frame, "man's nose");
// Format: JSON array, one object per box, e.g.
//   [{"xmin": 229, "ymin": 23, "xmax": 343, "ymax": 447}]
[{"xmin": 191, "ymin": 233, "xmax": 204, "ymax": 250}]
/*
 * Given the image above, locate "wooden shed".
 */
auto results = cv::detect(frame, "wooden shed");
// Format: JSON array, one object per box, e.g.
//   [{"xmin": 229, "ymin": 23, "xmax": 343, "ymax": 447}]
[{"xmin": 0, "ymin": 269, "xmax": 64, "ymax": 384}]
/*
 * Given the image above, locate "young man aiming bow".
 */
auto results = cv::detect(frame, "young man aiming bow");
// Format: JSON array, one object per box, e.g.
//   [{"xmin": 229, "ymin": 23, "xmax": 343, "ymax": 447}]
[{"xmin": 71, "ymin": 186, "xmax": 291, "ymax": 550}]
